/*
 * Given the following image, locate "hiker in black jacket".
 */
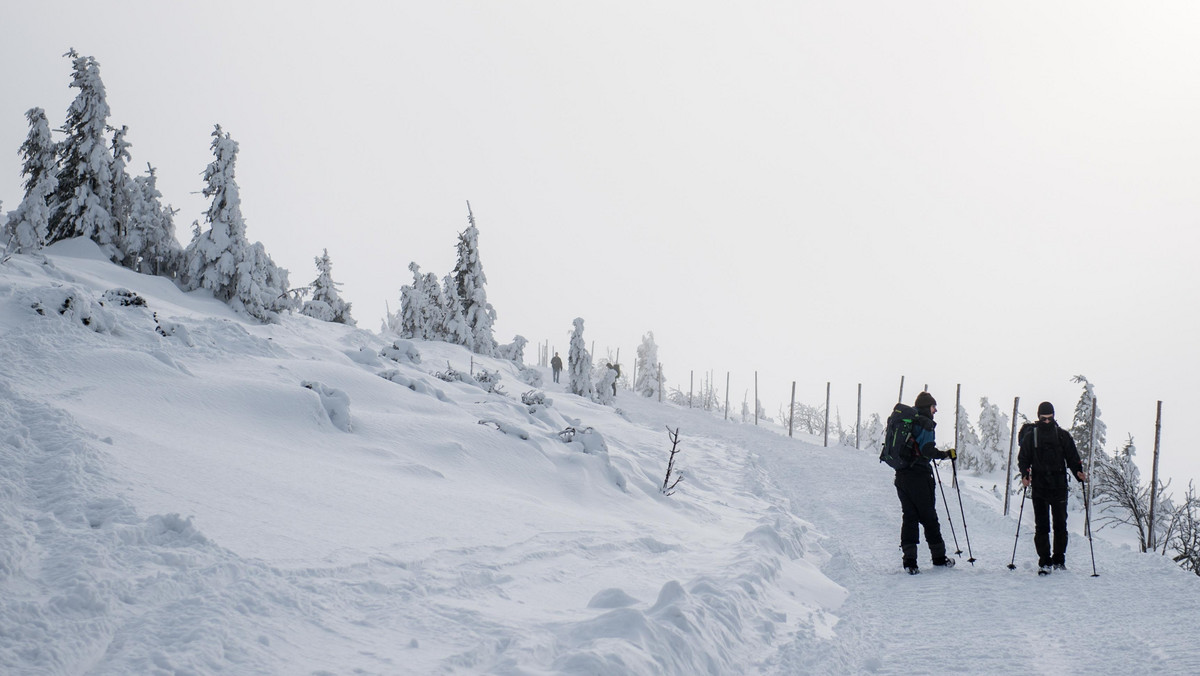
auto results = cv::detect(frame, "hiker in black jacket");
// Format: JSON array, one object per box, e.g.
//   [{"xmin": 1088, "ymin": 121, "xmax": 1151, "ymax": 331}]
[
  {"xmin": 895, "ymin": 391, "xmax": 957, "ymax": 574},
  {"xmin": 1017, "ymin": 401, "xmax": 1087, "ymax": 573}
]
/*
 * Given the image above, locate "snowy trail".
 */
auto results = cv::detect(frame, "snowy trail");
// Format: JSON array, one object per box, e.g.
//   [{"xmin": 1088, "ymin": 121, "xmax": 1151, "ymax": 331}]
[{"xmin": 753, "ymin": 439, "xmax": 1200, "ymax": 675}]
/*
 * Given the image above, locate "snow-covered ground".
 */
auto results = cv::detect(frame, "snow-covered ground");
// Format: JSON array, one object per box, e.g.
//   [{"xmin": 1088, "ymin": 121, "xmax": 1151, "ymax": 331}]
[{"xmin": 2, "ymin": 240, "xmax": 1199, "ymax": 675}]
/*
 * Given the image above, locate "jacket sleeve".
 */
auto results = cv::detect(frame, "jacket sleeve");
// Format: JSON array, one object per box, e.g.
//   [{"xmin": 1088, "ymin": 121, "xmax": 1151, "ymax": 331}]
[
  {"xmin": 914, "ymin": 426, "xmax": 940, "ymax": 458},
  {"xmin": 1016, "ymin": 429, "xmax": 1032, "ymax": 479},
  {"xmin": 1062, "ymin": 431, "xmax": 1084, "ymax": 476}
]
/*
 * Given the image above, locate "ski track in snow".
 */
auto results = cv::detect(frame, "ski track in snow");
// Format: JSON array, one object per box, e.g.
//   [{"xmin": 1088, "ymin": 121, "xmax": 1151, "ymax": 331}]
[{"xmin": 3, "ymin": 240, "xmax": 1200, "ymax": 675}]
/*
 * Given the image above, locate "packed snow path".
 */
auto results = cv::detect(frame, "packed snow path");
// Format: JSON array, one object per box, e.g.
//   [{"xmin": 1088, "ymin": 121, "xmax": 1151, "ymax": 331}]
[{"xmin": 751, "ymin": 438, "xmax": 1200, "ymax": 675}]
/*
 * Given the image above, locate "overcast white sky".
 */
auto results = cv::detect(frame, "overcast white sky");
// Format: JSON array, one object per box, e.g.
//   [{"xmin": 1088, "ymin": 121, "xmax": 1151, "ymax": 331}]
[{"xmin": 3, "ymin": 1, "xmax": 1199, "ymax": 487}]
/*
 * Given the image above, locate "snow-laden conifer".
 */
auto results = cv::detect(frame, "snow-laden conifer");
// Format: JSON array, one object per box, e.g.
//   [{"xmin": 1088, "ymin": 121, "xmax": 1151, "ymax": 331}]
[
  {"xmin": 183, "ymin": 125, "xmax": 290, "ymax": 322},
  {"xmin": 126, "ymin": 165, "xmax": 182, "ymax": 276},
  {"xmin": 453, "ymin": 203, "xmax": 497, "ymax": 356},
  {"xmin": 1070, "ymin": 375, "xmax": 1106, "ymax": 466},
  {"xmin": 109, "ymin": 125, "xmax": 136, "ymax": 264},
  {"xmin": 634, "ymin": 332, "xmax": 662, "ymax": 398},
  {"xmin": 568, "ymin": 317, "xmax": 595, "ymax": 399},
  {"xmin": 439, "ymin": 273, "xmax": 470, "ymax": 346},
  {"xmin": 4, "ymin": 108, "xmax": 59, "ymax": 253},
  {"xmin": 48, "ymin": 50, "xmax": 116, "ymax": 255},
  {"xmin": 496, "ymin": 335, "xmax": 528, "ymax": 364},
  {"xmin": 398, "ymin": 262, "xmax": 442, "ymax": 339},
  {"xmin": 301, "ymin": 249, "xmax": 355, "ymax": 325}
]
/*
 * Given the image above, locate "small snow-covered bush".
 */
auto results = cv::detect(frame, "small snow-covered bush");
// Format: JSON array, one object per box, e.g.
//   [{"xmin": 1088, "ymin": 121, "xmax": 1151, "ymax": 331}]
[
  {"xmin": 521, "ymin": 390, "xmax": 547, "ymax": 407},
  {"xmin": 301, "ymin": 380, "xmax": 352, "ymax": 432},
  {"xmin": 474, "ymin": 368, "xmax": 504, "ymax": 395},
  {"xmin": 101, "ymin": 287, "xmax": 147, "ymax": 307},
  {"xmin": 381, "ymin": 340, "xmax": 421, "ymax": 365},
  {"xmin": 516, "ymin": 364, "xmax": 543, "ymax": 387},
  {"xmin": 28, "ymin": 286, "xmax": 115, "ymax": 333}
]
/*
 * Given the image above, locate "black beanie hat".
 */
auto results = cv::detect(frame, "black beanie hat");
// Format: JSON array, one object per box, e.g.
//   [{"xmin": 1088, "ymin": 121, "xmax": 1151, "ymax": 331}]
[
  {"xmin": 914, "ymin": 392, "xmax": 937, "ymax": 409},
  {"xmin": 1038, "ymin": 401, "xmax": 1054, "ymax": 417}
]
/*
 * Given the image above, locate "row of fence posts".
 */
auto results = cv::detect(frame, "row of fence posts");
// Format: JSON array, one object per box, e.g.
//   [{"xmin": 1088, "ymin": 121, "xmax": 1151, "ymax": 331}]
[{"xmin": 540, "ymin": 342, "xmax": 1168, "ymax": 541}]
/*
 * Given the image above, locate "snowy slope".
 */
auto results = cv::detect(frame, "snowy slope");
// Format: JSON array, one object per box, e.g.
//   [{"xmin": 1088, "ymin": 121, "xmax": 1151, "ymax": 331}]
[{"xmin": 1, "ymin": 241, "xmax": 1199, "ymax": 675}]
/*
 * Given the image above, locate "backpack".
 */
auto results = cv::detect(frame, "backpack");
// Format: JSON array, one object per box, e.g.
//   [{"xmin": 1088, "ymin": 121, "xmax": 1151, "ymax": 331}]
[{"xmin": 880, "ymin": 403, "xmax": 920, "ymax": 470}]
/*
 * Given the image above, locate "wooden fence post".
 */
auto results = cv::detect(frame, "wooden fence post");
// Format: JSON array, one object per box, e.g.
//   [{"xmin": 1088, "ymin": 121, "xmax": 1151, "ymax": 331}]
[
  {"xmin": 1085, "ymin": 396, "xmax": 1098, "ymax": 535},
  {"xmin": 689, "ymin": 371, "xmax": 694, "ymax": 408},
  {"xmin": 898, "ymin": 376, "xmax": 905, "ymax": 403},
  {"xmin": 754, "ymin": 371, "xmax": 759, "ymax": 426},
  {"xmin": 824, "ymin": 382, "xmax": 831, "ymax": 447},
  {"xmin": 724, "ymin": 372, "xmax": 730, "ymax": 421},
  {"xmin": 856, "ymin": 383, "xmax": 862, "ymax": 450},
  {"xmin": 1148, "ymin": 401, "xmax": 1163, "ymax": 552},
  {"xmin": 954, "ymin": 384, "xmax": 961, "ymax": 487},
  {"xmin": 1004, "ymin": 396, "xmax": 1020, "ymax": 516},
  {"xmin": 789, "ymin": 381, "xmax": 796, "ymax": 438}
]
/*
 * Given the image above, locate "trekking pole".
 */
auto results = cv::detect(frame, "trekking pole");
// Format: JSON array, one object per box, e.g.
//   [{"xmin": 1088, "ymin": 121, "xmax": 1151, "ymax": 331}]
[
  {"xmin": 932, "ymin": 460, "xmax": 962, "ymax": 556},
  {"xmin": 1007, "ymin": 485, "xmax": 1027, "ymax": 570},
  {"xmin": 950, "ymin": 457, "xmax": 976, "ymax": 564},
  {"xmin": 1083, "ymin": 478, "xmax": 1100, "ymax": 577}
]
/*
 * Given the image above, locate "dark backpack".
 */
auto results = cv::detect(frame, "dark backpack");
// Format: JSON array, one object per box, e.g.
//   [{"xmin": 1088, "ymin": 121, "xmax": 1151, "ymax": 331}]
[{"xmin": 880, "ymin": 403, "xmax": 920, "ymax": 470}]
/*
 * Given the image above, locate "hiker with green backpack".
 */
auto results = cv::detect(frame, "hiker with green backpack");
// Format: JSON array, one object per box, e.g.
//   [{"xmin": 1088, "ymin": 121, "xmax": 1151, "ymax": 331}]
[{"xmin": 882, "ymin": 391, "xmax": 957, "ymax": 575}]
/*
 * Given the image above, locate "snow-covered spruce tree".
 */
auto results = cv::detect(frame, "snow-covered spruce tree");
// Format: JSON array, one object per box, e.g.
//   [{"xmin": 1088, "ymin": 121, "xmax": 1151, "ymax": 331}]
[
  {"xmin": 4, "ymin": 108, "xmax": 59, "ymax": 253},
  {"xmin": 1070, "ymin": 375, "xmax": 1107, "ymax": 467},
  {"xmin": 568, "ymin": 317, "xmax": 595, "ymax": 399},
  {"xmin": 301, "ymin": 249, "xmax": 355, "ymax": 325},
  {"xmin": 126, "ymin": 165, "xmax": 182, "ymax": 276},
  {"xmin": 954, "ymin": 403, "xmax": 982, "ymax": 471},
  {"xmin": 183, "ymin": 125, "xmax": 290, "ymax": 322},
  {"xmin": 421, "ymin": 269, "xmax": 449, "ymax": 340},
  {"xmin": 109, "ymin": 125, "xmax": 136, "ymax": 264},
  {"xmin": 48, "ymin": 50, "xmax": 116, "ymax": 255},
  {"xmin": 634, "ymin": 331, "xmax": 662, "ymax": 398},
  {"xmin": 971, "ymin": 397, "xmax": 1010, "ymax": 475},
  {"xmin": 439, "ymin": 273, "xmax": 469, "ymax": 346},
  {"xmin": 237, "ymin": 241, "xmax": 294, "ymax": 320},
  {"xmin": 398, "ymin": 263, "xmax": 428, "ymax": 339},
  {"xmin": 452, "ymin": 202, "xmax": 497, "ymax": 356},
  {"xmin": 859, "ymin": 412, "xmax": 884, "ymax": 451},
  {"xmin": 496, "ymin": 335, "xmax": 528, "ymax": 364}
]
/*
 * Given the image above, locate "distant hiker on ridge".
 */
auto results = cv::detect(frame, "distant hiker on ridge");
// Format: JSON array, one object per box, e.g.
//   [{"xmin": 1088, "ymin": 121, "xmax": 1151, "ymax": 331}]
[
  {"xmin": 1018, "ymin": 401, "xmax": 1087, "ymax": 575},
  {"xmin": 888, "ymin": 392, "xmax": 957, "ymax": 575},
  {"xmin": 550, "ymin": 352, "xmax": 563, "ymax": 383}
]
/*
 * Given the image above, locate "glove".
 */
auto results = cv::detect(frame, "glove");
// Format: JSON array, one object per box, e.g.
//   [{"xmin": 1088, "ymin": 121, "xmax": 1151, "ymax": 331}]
[{"xmin": 945, "ymin": 447, "xmax": 957, "ymax": 460}]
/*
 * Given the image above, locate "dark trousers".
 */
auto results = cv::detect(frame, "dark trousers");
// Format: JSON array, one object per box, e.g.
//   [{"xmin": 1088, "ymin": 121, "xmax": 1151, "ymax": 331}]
[
  {"xmin": 552, "ymin": 369, "xmax": 561, "ymax": 383},
  {"xmin": 1032, "ymin": 496, "xmax": 1069, "ymax": 565},
  {"xmin": 895, "ymin": 470, "xmax": 946, "ymax": 563}
]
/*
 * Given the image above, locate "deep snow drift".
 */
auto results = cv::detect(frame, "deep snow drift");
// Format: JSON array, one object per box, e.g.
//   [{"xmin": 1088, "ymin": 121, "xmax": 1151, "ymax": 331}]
[{"xmin": 2, "ymin": 240, "xmax": 1199, "ymax": 675}]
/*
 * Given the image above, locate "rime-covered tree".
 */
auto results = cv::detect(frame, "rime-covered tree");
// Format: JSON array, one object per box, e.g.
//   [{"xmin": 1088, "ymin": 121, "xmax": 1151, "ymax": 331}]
[
  {"xmin": 1093, "ymin": 435, "xmax": 1171, "ymax": 552},
  {"xmin": 236, "ymin": 241, "xmax": 294, "ymax": 321},
  {"xmin": 954, "ymin": 403, "xmax": 981, "ymax": 470},
  {"xmin": 4, "ymin": 108, "xmax": 59, "ymax": 253},
  {"xmin": 183, "ymin": 125, "xmax": 290, "ymax": 322},
  {"xmin": 970, "ymin": 397, "xmax": 1010, "ymax": 475},
  {"xmin": 48, "ymin": 50, "xmax": 116, "ymax": 255},
  {"xmin": 1070, "ymin": 375, "xmax": 1106, "ymax": 466},
  {"xmin": 126, "ymin": 165, "xmax": 182, "ymax": 276},
  {"xmin": 398, "ymin": 263, "xmax": 429, "ymax": 339},
  {"xmin": 496, "ymin": 335, "xmax": 529, "ymax": 364},
  {"xmin": 568, "ymin": 317, "xmax": 595, "ymax": 399},
  {"xmin": 109, "ymin": 125, "xmax": 135, "ymax": 261},
  {"xmin": 439, "ymin": 273, "xmax": 470, "ymax": 346},
  {"xmin": 301, "ymin": 249, "xmax": 355, "ymax": 325},
  {"xmin": 634, "ymin": 331, "xmax": 662, "ymax": 398},
  {"xmin": 453, "ymin": 202, "xmax": 497, "ymax": 356}
]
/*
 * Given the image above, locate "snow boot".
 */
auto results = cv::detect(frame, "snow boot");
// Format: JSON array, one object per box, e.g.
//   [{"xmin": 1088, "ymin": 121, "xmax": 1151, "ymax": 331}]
[
  {"xmin": 1038, "ymin": 564, "xmax": 1052, "ymax": 576},
  {"xmin": 903, "ymin": 559, "xmax": 920, "ymax": 575},
  {"xmin": 1052, "ymin": 563, "xmax": 1067, "ymax": 571},
  {"xmin": 932, "ymin": 556, "xmax": 956, "ymax": 569}
]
